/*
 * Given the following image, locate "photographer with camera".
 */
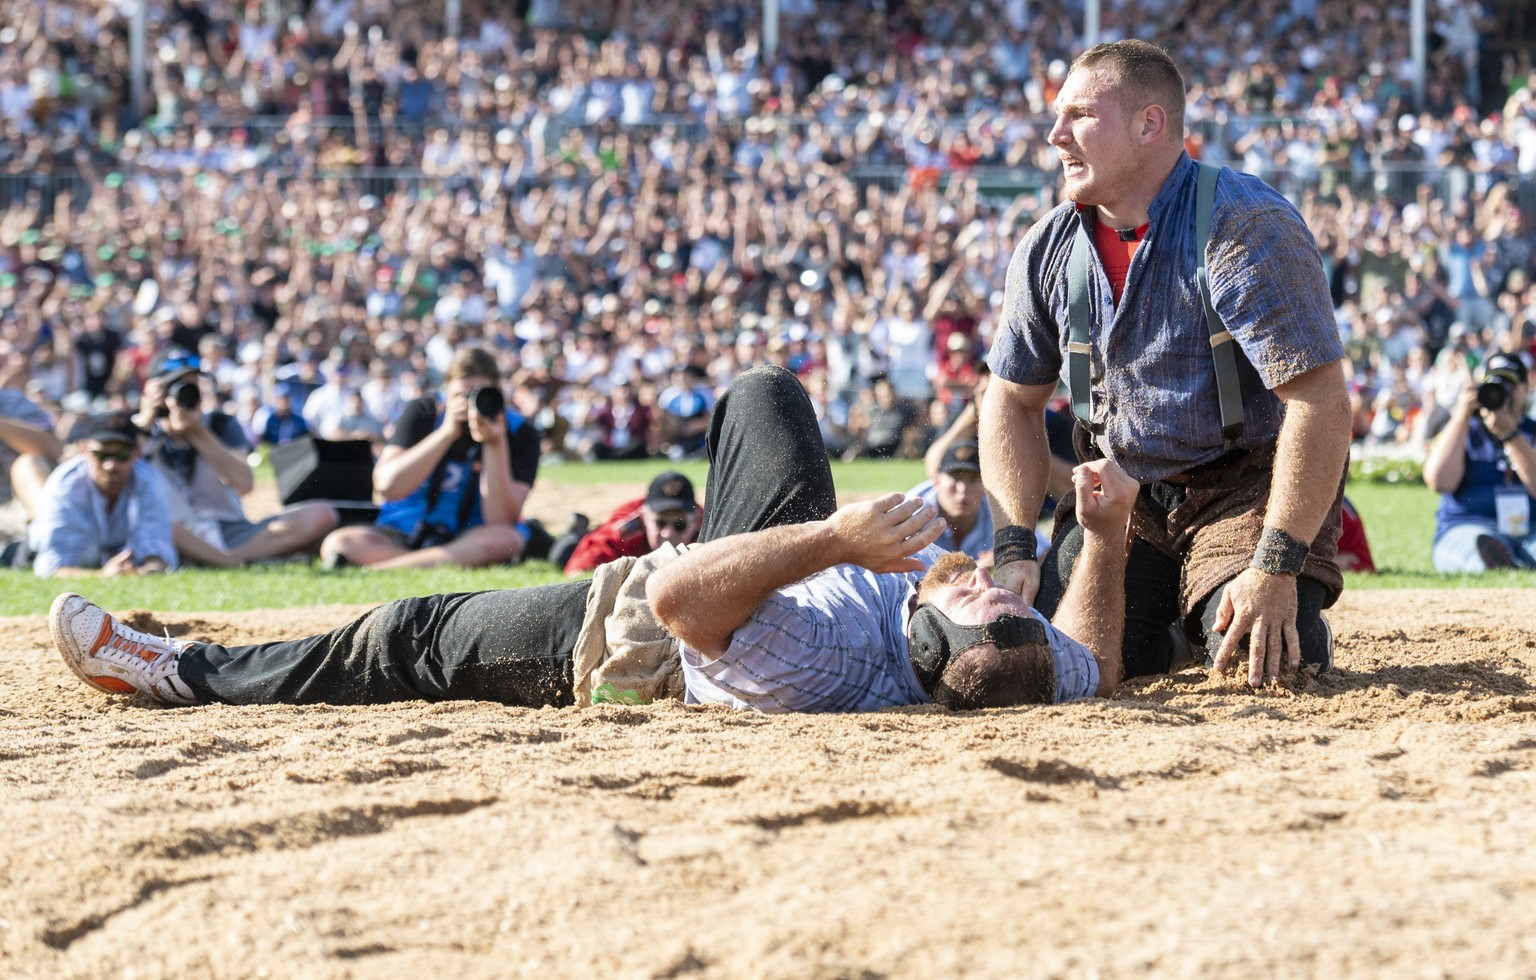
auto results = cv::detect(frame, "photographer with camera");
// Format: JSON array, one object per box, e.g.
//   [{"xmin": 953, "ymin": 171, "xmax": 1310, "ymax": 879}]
[
  {"xmin": 1423, "ymin": 352, "xmax": 1536, "ymax": 571},
  {"xmin": 318, "ymin": 346, "xmax": 541, "ymax": 570},
  {"xmin": 135, "ymin": 348, "xmax": 339, "ymax": 567}
]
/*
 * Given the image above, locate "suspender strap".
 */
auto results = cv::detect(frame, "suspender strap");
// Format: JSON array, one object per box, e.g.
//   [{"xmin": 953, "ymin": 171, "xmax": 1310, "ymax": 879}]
[
  {"xmin": 1195, "ymin": 162, "xmax": 1245, "ymax": 444},
  {"xmin": 1065, "ymin": 163, "xmax": 1246, "ymax": 445},
  {"xmin": 1066, "ymin": 225, "xmax": 1096, "ymax": 431}
]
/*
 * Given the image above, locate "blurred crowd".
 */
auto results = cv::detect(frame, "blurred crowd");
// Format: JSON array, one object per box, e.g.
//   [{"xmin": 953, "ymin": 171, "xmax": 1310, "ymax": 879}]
[{"xmin": 0, "ymin": 0, "xmax": 1532, "ymax": 473}]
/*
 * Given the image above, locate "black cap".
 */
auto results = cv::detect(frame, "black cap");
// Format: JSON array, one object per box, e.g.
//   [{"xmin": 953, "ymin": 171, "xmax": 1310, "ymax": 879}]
[
  {"xmin": 1485, "ymin": 352, "xmax": 1529, "ymax": 385},
  {"xmin": 148, "ymin": 346, "xmax": 201, "ymax": 380},
  {"xmin": 643, "ymin": 471, "xmax": 697, "ymax": 513},
  {"xmin": 937, "ymin": 441, "xmax": 982, "ymax": 477},
  {"xmin": 75, "ymin": 411, "xmax": 143, "ymax": 446}
]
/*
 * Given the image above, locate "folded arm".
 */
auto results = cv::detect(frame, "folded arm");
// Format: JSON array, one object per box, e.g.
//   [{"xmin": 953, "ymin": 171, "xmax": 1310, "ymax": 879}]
[{"xmin": 648, "ymin": 494, "xmax": 945, "ymax": 658}]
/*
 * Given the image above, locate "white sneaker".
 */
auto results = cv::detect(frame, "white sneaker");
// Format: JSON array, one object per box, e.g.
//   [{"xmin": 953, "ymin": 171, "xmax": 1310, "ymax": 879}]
[{"xmin": 49, "ymin": 593, "xmax": 197, "ymax": 706}]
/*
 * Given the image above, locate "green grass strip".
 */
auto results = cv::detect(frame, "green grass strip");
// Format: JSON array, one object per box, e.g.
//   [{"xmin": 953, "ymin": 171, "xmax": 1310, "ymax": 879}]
[{"xmin": 4, "ymin": 466, "xmax": 1522, "ymax": 618}]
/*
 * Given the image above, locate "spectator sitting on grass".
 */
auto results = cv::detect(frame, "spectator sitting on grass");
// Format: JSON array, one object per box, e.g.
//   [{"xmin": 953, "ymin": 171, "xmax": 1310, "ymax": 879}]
[
  {"xmin": 318, "ymin": 346, "xmax": 542, "ymax": 570},
  {"xmin": 843, "ymin": 374, "xmax": 917, "ymax": 460},
  {"xmin": 0, "ymin": 386, "xmax": 61, "ymax": 561},
  {"xmin": 1422, "ymin": 352, "xmax": 1536, "ymax": 571},
  {"xmin": 253, "ymin": 388, "xmax": 310, "ymax": 448},
  {"xmin": 909, "ymin": 439, "xmax": 994, "ymax": 565},
  {"xmin": 29, "ymin": 413, "xmax": 176, "ymax": 578},
  {"xmin": 134, "ymin": 348, "xmax": 339, "ymax": 568}
]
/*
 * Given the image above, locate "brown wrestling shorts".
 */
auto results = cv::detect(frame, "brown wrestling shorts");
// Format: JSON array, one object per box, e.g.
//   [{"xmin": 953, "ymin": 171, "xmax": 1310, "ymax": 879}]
[{"xmin": 1075, "ymin": 430, "xmax": 1346, "ymax": 616}]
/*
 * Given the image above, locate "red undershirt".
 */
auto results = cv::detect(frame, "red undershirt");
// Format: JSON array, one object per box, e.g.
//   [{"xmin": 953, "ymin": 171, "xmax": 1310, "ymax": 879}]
[{"xmin": 1091, "ymin": 218, "xmax": 1149, "ymax": 306}]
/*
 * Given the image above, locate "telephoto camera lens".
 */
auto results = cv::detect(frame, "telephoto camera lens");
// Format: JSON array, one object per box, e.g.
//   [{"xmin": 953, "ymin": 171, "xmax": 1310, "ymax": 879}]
[
  {"xmin": 158, "ymin": 380, "xmax": 201, "ymax": 417},
  {"xmin": 1477, "ymin": 378, "xmax": 1512, "ymax": 411},
  {"xmin": 471, "ymin": 385, "xmax": 505, "ymax": 418},
  {"xmin": 174, "ymin": 380, "xmax": 201, "ymax": 408}
]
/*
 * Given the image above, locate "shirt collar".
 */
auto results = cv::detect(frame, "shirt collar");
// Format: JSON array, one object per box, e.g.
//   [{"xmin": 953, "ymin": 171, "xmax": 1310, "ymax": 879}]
[{"xmin": 1073, "ymin": 151, "xmax": 1197, "ymax": 237}]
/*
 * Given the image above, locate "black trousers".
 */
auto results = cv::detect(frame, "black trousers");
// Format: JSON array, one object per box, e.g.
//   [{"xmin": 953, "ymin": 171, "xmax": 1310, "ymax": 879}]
[{"xmin": 179, "ymin": 367, "xmax": 838, "ymax": 707}]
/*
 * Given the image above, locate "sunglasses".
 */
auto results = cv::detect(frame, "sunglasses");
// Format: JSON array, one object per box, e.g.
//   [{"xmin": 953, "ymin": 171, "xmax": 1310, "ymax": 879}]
[
  {"xmin": 656, "ymin": 518, "xmax": 692, "ymax": 533},
  {"xmin": 90, "ymin": 447, "xmax": 135, "ymax": 463}
]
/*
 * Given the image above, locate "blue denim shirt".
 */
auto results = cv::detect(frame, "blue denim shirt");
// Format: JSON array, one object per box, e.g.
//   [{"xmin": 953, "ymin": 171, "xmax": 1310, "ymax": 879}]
[{"xmin": 989, "ymin": 154, "xmax": 1343, "ymax": 483}]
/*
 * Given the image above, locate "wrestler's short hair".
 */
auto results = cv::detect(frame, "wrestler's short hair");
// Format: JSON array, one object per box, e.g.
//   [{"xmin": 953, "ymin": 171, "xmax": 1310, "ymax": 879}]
[
  {"xmin": 931, "ymin": 643, "xmax": 1055, "ymax": 710},
  {"xmin": 1070, "ymin": 39, "xmax": 1186, "ymax": 143},
  {"xmin": 914, "ymin": 553, "xmax": 1056, "ymax": 709}
]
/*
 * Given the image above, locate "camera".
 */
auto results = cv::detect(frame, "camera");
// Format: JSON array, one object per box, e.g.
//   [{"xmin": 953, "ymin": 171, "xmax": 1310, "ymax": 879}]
[
  {"xmin": 406, "ymin": 522, "xmax": 456, "ymax": 550},
  {"xmin": 470, "ymin": 385, "xmax": 504, "ymax": 418},
  {"xmin": 156, "ymin": 379, "xmax": 202, "ymax": 418},
  {"xmin": 1477, "ymin": 376, "xmax": 1515, "ymax": 411}
]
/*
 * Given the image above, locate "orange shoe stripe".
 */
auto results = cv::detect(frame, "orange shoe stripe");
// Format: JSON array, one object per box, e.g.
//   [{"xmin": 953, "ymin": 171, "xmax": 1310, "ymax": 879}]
[{"xmin": 90, "ymin": 617, "xmax": 114, "ymax": 655}]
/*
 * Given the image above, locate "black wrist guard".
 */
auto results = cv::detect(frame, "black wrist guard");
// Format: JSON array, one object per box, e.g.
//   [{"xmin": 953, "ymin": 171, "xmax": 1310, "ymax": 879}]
[
  {"xmin": 993, "ymin": 525, "xmax": 1039, "ymax": 566},
  {"xmin": 1250, "ymin": 527, "xmax": 1309, "ymax": 576}
]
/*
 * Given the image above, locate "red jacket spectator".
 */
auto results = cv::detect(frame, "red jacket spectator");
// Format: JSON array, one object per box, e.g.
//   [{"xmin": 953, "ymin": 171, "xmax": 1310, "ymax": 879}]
[
  {"xmin": 559, "ymin": 472, "xmax": 703, "ymax": 575},
  {"xmin": 1336, "ymin": 497, "xmax": 1376, "ymax": 573}
]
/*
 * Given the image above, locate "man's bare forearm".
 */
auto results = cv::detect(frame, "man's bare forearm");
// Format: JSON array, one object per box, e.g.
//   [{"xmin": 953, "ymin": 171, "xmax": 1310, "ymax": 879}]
[
  {"xmin": 373, "ymin": 429, "xmax": 456, "ymax": 500},
  {"xmin": 187, "ymin": 426, "xmax": 255, "ymax": 495},
  {"xmin": 649, "ymin": 495, "xmax": 943, "ymax": 658},
  {"xmin": 978, "ymin": 377, "xmax": 1053, "ymax": 531},
  {"xmin": 1049, "ymin": 533, "xmax": 1127, "ymax": 697},
  {"xmin": 647, "ymin": 521, "xmax": 841, "ymax": 657},
  {"xmin": 0, "ymin": 417, "xmax": 61, "ymax": 459},
  {"xmin": 1267, "ymin": 361, "xmax": 1352, "ymax": 546}
]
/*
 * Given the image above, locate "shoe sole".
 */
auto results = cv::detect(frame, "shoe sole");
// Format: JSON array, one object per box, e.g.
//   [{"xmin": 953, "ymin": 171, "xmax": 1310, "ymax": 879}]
[
  {"xmin": 1476, "ymin": 535, "xmax": 1517, "ymax": 570},
  {"xmin": 1315, "ymin": 613, "xmax": 1334, "ymax": 673},
  {"xmin": 49, "ymin": 592, "xmax": 137, "ymax": 696}
]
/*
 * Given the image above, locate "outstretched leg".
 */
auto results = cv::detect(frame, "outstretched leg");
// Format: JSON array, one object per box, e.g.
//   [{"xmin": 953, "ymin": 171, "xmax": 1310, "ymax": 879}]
[{"xmin": 49, "ymin": 581, "xmax": 593, "ymax": 707}]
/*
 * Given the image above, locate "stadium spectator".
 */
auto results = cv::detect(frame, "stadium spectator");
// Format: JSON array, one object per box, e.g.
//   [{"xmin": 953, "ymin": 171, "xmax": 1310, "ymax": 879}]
[
  {"xmin": 322, "ymin": 388, "xmax": 387, "ymax": 445},
  {"xmin": 843, "ymin": 374, "xmax": 918, "ymax": 460},
  {"xmin": 656, "ymin": 365, "xmax": 715, "ymax": 460},
  {"xmin": 29, "ymin": 412, "xmax": 176, "ymax": 578},
  {"xmin": 551, "ymin": 470, "xmax": 703, "ymax": 576},
  {"xmin": 253, "ymin": 388, "xmax": 310, "ymax": 447},
  {"xmin": 318, "ymin": 346, "xmax": 540, "ymax": 570},
  {"xmin": 577, "ymin": 381, "xmax": 655, "ymax": 462},
  {"xmin": 0, "ymin": 386, "xmax": 60, "ymax": 556},
  {"xmin": 134, "ymin": 348, "xmax": 338, "ymax": 567},
  {"xmin": 910, "ymin": 440, "xmax": 993, "ymax": 566},
  {"xmin": 1422, "ymin": 352, "xmax": 1536, "ymax": 570}
]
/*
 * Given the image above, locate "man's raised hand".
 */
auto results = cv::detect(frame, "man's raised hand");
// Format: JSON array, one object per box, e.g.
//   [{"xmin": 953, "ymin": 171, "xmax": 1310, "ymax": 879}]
[
  {"xmin": 1073, "ymin": 458, "xmax": 1138, "ymax": 541},
  {"xmin": 827, "ymin": 493, "xmax": 945, "ymax": 574}
]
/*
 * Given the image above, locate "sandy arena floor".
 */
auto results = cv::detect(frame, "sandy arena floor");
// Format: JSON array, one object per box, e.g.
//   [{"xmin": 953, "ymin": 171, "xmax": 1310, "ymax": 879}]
[{"xmin": 3, "ymin": 581, "xmax": 1535, "ymax": 978}]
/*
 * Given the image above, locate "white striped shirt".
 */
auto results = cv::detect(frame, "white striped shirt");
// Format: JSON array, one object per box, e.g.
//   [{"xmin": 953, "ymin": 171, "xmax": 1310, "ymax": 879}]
[{"xmin": 681, "ymin": 545, "xmax": 1099, "ymax": 712}]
